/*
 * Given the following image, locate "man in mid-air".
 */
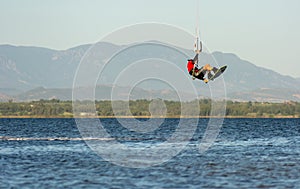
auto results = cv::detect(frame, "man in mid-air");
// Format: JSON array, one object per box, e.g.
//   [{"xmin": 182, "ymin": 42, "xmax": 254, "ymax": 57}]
[{"xmin": 187, "ymin": 55, "xmax": 218, "ymax": 83}]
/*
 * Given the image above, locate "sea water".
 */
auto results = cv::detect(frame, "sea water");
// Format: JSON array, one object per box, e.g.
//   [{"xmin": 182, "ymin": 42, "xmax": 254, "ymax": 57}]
[{"xmin": 1, "ymin": 118, "xmax": 300, "ymax": 188}]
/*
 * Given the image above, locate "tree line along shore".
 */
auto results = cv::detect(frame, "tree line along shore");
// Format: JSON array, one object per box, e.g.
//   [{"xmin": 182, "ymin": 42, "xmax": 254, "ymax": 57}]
[{"xmin": 0, "ymin": 99, "xmax": 299, "ymax": 118}]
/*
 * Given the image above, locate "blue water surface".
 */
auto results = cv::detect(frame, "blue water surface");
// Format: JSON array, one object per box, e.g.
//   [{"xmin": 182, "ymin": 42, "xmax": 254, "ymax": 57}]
[{"xmin": 1, "ymin": 118, "xmax": 300, "ymax": 188}]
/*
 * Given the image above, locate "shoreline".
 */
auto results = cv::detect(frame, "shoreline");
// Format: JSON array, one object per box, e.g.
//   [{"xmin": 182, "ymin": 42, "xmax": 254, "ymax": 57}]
[{"xmin": 0, "ymin": 115, "xmax": 299, "ymax": 119}]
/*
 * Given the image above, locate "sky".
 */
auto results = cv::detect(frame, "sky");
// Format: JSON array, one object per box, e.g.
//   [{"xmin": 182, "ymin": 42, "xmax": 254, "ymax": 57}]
[{"xmin": 0, "ymin": 0, "xmax": 300, "ymax": 77}]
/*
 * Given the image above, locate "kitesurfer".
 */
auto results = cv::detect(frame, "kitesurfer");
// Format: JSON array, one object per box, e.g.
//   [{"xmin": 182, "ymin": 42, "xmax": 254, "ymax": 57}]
[{"xmin": 187, "ymin": 58, "xmax": 218, "ymax": 83}]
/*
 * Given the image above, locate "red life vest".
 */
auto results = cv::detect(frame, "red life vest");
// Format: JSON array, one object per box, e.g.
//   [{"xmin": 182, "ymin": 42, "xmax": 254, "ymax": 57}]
[{"xmin": 187, "ymin": 60, "xmax": 194, "ymax": 72}]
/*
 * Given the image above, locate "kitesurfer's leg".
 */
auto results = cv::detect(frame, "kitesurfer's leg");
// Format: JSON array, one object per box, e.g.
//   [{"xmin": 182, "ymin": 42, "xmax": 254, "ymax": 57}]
[
  {"xmin": 195, "ymin": 66, "xmax": 204, "ymax": 76},
  {"xmin": 203, "ymin": 64, "xmax": 213, "ymax": 71},
  {"xmin": 194, "ymin": 68, "xmax": 206, "ymax": 81}
]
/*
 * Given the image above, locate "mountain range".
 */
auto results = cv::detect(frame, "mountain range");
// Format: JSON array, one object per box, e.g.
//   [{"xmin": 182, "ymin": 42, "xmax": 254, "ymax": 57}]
[{"xmin": 0, "ymin": 43, "xmax": 299, "ymax": 102}]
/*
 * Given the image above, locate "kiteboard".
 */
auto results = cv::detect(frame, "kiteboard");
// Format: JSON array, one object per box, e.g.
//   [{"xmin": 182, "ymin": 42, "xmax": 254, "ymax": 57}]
[{"xmin": 207, "ymin": 65, "xmax": 227, "ymax": 81}]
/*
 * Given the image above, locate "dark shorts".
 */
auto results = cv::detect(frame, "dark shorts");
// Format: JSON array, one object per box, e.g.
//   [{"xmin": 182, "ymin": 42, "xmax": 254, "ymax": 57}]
[{"xmin": 189, "ymin": 67, "xmax": 205, "ymax": 80}]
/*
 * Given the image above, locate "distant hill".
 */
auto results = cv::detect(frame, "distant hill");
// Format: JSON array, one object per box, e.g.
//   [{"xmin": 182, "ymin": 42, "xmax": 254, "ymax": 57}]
[
  {"xmin": 228, "ymin": 88, "xmax": 300, "ymax": 102},
  {"xmin": 12, "ymin": 86, "xmax": 300, "ymax": 103},
  {"xmin": 0, "ymin": 44, "xmax": 90, "ymax": 91},
  {"xmin": 14, "ymin": 85, "xmax": 195, "ymax": 102},
  {"xmin": 0, "ymin": 43, "xmax": 299, "ymax": 102}
]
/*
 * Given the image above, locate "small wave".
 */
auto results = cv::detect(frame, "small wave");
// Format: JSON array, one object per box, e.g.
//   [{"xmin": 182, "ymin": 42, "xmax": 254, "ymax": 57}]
[
  {"xmin": 0, "ymin": 136, "xmax": 168, "ymax": 141},
  {"xmin": 217, "ymin": 137, "xmax": 290, "ymax": 147},
  {"xmin": 0, "ymin": 136, "xmax": 114, "ymax": 141}
]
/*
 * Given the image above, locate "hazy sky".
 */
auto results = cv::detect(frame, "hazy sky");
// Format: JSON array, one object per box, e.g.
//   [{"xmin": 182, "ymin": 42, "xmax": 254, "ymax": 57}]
[{"xmin": 0, "ymin": 0, "xmax": 300, "ymax": 77}]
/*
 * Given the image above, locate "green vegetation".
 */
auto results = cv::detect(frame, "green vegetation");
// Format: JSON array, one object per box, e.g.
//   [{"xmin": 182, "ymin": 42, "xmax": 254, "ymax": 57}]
[{"xmin": 0, "ymin": 99, "xmax": 299, "ymax": 118}]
